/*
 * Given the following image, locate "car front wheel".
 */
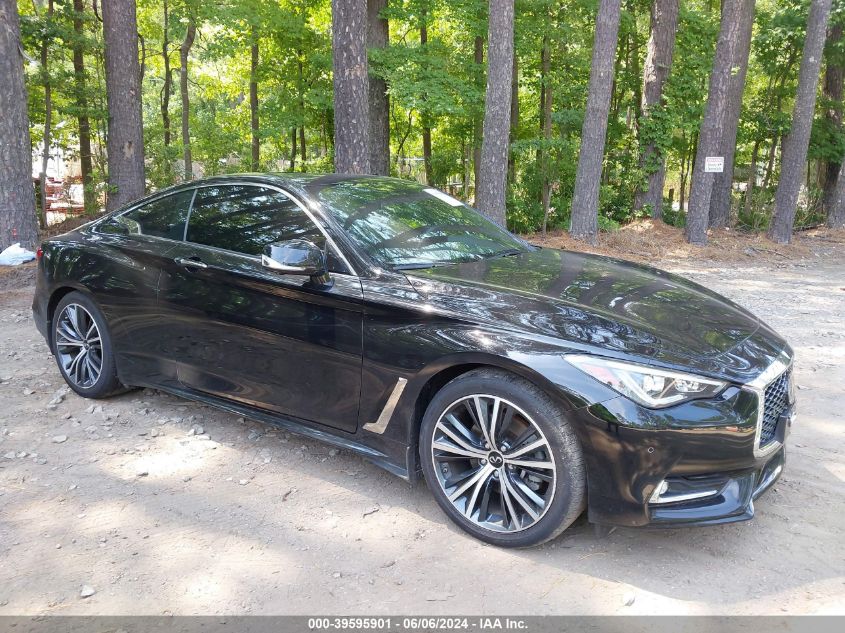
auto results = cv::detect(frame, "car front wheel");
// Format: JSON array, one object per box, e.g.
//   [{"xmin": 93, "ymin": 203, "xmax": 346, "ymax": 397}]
[{"xmin": 420, "ymin": 368, "xmax": 586, "ymax": 547}]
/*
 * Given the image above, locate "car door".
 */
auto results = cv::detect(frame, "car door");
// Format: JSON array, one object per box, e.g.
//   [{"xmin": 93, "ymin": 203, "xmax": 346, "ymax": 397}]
[
  {"xmin": 88, "ymin": 188, "xmax": 195, "ymax": 387},
  {"xmin": 157, "ymin": 183, "xmax": 364, "ymax": 432}
]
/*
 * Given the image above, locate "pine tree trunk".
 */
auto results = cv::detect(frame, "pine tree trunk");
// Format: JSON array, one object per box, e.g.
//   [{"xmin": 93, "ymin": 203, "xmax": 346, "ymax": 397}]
[
  {"xmin": 507, "ymin": 55, "xmax": 519, "ymax": 185},
  {"xmin": 332, "ymin": 0, "xmax": 370, "ymax": 174},
  {"xmin": 472, "ymin": 35, "xmax": 484, "ymax": 196},
  {"xmin": 420, "ymin": 15, "xmax": 434, "ymax": 186},
  {"xmin": 102, "ymin": 0, "xmax": 145, "ymax": 211},
  {"xmin": 540, "ymin": 36, "xmax": 553, "ymax": 234},
  {"xmin": 685, "ymin": 0, "xmax": 755, "ymax": 245},
  {"xmin": 161, "ymin": 0, "xmax": 172, "ymax": 149},
  {"xmin": 769, "ymin": 0, "xmax": 833, "ymax": 244},
  {"xmin": 179, "ymin": 17, "xmax": 196, "ymax": 180},
  {"xmin": 830, "ymin": 157, "xmax": 845, "ymax": 227},
  {"xmin": 822, "ymin": 22, "xmax": 843, "ymax": 215},
  {"xmin": 38, "ymin": 0, "xmax": 55, "ymax": 229},
  {"xmin": 476, "ymin": 0, "xmax": 515, "ymax": 226},
  {"xmin": 633, "ymin": 0, "xmax": 680, "ymax": 219},
  {"xmin": 569, "ymin": 0, "xmax": 622, "ymax": 244},
  {"xmin": 72, "ymin": 0, "xmax": 94, "ymax": 212},
  {"xmin": 708, "ymin": 0, "xmax": 755, "ymax": 229},
  {"xmin": 0, "ymin": 0, "xmax": 39, "ymax": 250},
  {"xmin": 743, "ymin": 138, "xmax": 760, "ymax": 216},
  {"xmin": 250, "ymin": 28, "xmax": 259, "ymax": 171},
  {"xmin": 367, "ymin": 0, "xmax": 390, "ymax": 175}
]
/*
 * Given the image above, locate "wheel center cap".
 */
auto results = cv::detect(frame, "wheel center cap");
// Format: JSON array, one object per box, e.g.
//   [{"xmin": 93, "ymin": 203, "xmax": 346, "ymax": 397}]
[
  {"xmin": 487, "ymin": 451, "xmax": 504, "ymax": 468},
  {"xmin": 83, "ymin": 342, "xmax": 90, "ymax": 350}
]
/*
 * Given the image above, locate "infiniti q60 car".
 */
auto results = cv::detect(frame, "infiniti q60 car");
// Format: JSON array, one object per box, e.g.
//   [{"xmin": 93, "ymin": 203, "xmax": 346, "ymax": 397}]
[{"xmin": 32, "ymin": 174, "xmax": 795, "ymax": 547}]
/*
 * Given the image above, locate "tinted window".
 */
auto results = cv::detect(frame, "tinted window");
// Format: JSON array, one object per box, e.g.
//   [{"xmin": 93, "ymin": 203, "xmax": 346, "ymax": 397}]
[
  {"xmin": 99, "ymin": 190, "xmax": 193, "ymax": 239},
  {"xmin": 186, "ymin": 184, "xmax": 330, "ymax": 257},
  {"xmin": 315, "ymin": 179, "xmax": 529, "ymax": 269}
]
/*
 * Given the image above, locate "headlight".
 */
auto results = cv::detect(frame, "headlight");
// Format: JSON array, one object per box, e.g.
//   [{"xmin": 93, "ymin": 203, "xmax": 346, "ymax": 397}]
[{"xmin": 565, "ymin": 354, "xmax": 727, "ymax": 408}]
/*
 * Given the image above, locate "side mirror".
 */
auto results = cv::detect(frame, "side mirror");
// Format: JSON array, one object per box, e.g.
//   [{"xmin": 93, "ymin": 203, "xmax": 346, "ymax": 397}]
[{"xmin": 261, "ymin": 239, "xmax": 330, "ymax": 284}]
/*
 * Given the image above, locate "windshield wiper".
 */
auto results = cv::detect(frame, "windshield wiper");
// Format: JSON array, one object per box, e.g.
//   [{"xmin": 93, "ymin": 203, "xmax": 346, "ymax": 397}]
[
  {"xmin": 391, "ymin": 262, "xmax": 453, "ymax": 270},
  {"xmin": 487, "ymin": 248, "xmax": 525, "ymax": 259}
]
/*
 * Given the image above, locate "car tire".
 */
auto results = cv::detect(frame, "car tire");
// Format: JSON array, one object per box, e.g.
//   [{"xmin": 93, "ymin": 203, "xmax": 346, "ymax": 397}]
[
  {"xmin": 51, "ymin": 291, "xmax": 124, "ymax": 399},
  {"xmin": 420, "ymin": 368, "xmax": 586, "ymax": 547}
]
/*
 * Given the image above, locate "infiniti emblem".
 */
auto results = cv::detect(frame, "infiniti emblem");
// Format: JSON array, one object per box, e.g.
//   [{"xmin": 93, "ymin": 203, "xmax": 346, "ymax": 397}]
[{"xmin": 488, "ymin": 452, "xmax": 504, "ymax": 468}]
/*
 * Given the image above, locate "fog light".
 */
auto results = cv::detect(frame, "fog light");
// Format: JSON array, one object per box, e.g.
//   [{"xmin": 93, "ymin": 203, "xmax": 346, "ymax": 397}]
[
  {"xmin": 648, "ymin": 479, "xmax": 721, "ymax": 505},
  {"xmin": 649, "ymin": 480, "xmax": 669, "ymax": 503}
]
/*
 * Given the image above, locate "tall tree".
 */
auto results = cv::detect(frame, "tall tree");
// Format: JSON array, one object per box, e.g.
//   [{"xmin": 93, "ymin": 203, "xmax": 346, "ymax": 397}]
[
  {"xmin": 367, "ymin": 0, "xmax": 390, "ymax": 175},
  {"xmin": 179, "ymin": 13, "xmax": 197, "ymax": 180},
  {"xmin": 540, "ymin": 35, "xmax": 553, "ymax": 233},
  {"xmin": 472, "ymin": 34, "xmax": 484, "ymax": 193},
  {"xmin": 161, "ymin": 0, "xmax": 173, "ymax": 148},
  {"xmin": 709, "ymin": 0, "xmax": 755, "ymax": 228},
  {"xmin": 830, "ymin": 155, "xmax": 845, "ymax": 227},
  {"xmin": 633, "ymin": 0, "xmax": 680, "ymax": 219},
  {"xmin": 37, "ymin": 0, "xmax": 55, "ymax": 228},
  {"xmin": 822, "ymin": 19, "xmax": 844, "ymax": 213},
  {"xmin": 0, "ymin": 0, "xmax": 39, "ymax": 249},
  {"xmin": 476, "ymin": 0, "xmax": 515, "ymax": 226},
  {"xmin": 332, "ymin": 0, "xmax": 370, "ymax": 174},
  {"xmin": 250, "ymin": 25, "xmax": 259, "ymax": 171},
  {"xmin": 569, "ymin": 0, "xmax": 623, "ymax": 244},
  {"xmin": 420, "ymin": 8, "xmax": 434, "ymax": 186},
  {"xmin": 72, "ymin": 0, "xmax": 95, "ymax": 213},
  {"xmin": 102, "ymin": 0, "xmax": 145, "ymax": 211},
  {"xmin": 685, "ymin": 0, "xmax": 755, "ymax": 245},
  {"xmin": 769, "ymin": 0, "xmax": 833, "ymax": 244}
]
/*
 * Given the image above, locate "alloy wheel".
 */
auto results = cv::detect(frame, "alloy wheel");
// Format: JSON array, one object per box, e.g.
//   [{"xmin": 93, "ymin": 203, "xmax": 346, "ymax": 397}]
[
  {"xmin": 430, "ymin": 394, "xmax": 557, "ymax": 533},
  {"xmin": 55, "ymin": 303, "xmax": 103, "ymax": 389}
]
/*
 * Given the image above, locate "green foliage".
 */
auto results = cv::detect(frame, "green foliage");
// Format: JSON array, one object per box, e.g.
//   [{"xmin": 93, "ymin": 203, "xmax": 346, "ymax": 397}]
[{"xmin": 17, "ymin": 0, "xmax": 836, "ymax": 236}]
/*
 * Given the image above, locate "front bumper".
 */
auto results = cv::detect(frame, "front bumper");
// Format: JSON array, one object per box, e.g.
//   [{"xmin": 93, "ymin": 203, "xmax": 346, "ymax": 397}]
[
  {"xmin": 648, "ymin": 447, "xmax": 784, "ymax": 527},
  {"xmin": 571, "ymin": 381, "xmax": 794, "ymax": 529}
]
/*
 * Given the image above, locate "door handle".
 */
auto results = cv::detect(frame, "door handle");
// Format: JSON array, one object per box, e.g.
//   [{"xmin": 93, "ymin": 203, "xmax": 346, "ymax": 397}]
[{"xmin": 175, "ymin": 257, "xmax": 208, "ymax": 269}]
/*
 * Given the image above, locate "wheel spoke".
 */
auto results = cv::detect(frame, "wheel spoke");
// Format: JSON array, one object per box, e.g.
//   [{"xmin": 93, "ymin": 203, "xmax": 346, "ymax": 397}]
[
  {"xmin": 499, "ymin": 475, "xmax": 520, "ymax": 529},
  {"xmin": 432, "ymin": 440, "xmax": 486, "ymax": 460},
  {"xmin": 448, "ymin": 464, "xmax": 493, "ymax": 503},
  {"xmin": 66, "ymin": 305, "xmax": 83, "ymax": 339},
  {"xmin": 435, "ymin": 421, "xmax": 484, "ymax": 456},
  {"xmin": 443, "ymin": 413, "xmax": 478, "ymax": 445},
  {"xmin": 488, "ymin": 397, "xmax": 501, "ymax": 450},
  {"xmin": 472, "ymin": 396, "xmax": 494, "ymax": 449},
  {"xmin": 463, "ymin": 468, "xmax": 494, "ymax": 518},
  {"xmin": 505, "ymin": 438, "xmax": 548, "ymax": 460},
  {"xmin": 505, "ymin": 457, "xmax": 554, "ymax": 470},
  {"xmin": 501, "ymin": 471, "xmax": 540, "ymax": 521},
  {"xmin": 509, "ymin": 472, "xmax": 547, "ymax": 509}
]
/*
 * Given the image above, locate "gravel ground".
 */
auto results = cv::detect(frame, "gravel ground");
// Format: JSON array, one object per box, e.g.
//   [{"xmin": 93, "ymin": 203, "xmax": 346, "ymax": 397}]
[{"xmin": 0, "ymin": 249, "xmax": 843, "ymax": 616}]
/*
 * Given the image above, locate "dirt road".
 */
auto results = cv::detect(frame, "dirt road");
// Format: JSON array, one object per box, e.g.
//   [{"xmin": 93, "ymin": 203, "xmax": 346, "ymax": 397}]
[{"xmin": 1, "ymin": 248, "xmax": 843, "ymax": 615}]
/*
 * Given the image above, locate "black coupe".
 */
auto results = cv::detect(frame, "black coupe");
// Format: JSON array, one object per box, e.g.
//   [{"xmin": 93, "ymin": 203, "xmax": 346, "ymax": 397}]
[{"xmin": 32, "ymin": 174, "xmax": 795, "ymax": 547}]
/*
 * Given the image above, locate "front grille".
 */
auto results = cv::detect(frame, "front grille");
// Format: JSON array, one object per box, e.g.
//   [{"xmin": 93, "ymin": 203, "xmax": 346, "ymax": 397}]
[{"xmin": 760, "ymin": 370, "xmax": 791, "ymax": 447}]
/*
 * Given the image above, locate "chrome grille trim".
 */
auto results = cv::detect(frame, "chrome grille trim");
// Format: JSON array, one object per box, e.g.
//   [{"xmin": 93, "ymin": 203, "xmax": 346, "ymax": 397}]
[{"xmin": 742, "ymin": 349, "xmax": 793, "ymax": 459}]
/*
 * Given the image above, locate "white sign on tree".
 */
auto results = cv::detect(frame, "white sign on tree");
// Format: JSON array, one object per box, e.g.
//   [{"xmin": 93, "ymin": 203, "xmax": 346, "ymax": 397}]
[{"xmin": 704, "ymin": 156, "xmax": 725, "ymax": 173}]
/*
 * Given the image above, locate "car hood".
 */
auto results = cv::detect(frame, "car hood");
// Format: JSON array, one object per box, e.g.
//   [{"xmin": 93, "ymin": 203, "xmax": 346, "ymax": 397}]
[{"xmin": 406, "ymin": 247, "xmax": 786, "ymax": 379}]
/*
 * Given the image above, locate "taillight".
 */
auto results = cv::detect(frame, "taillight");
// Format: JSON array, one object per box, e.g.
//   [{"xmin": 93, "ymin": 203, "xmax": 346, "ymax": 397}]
[{"xmin": 36, "ymin": 247, "xmax": 43, "ymax": 260}]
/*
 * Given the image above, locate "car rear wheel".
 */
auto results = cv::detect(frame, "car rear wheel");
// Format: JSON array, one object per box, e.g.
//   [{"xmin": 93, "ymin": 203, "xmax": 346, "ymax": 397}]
[
  {"xmin": 52, "ymin": 292, "xmax": 123, "ymax": 398},
  {"xmin": 420, "ymin": 368, "xmax": 586, "ymax": 547}
]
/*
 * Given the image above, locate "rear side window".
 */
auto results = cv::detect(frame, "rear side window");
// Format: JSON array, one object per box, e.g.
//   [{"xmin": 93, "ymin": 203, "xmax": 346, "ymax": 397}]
[
  {"xmin": 99, "ymin": 190, "xmax": 194, "ymax": 240},
  {"xmin": 186, "ymin": 185, "xmax": 326, "ymax": 257}
]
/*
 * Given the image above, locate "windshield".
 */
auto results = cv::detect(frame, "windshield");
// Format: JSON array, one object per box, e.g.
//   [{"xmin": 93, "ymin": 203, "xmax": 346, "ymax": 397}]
[{"xmin": 315, "ymin": 178, "xmax": 531, "ymax": 269}]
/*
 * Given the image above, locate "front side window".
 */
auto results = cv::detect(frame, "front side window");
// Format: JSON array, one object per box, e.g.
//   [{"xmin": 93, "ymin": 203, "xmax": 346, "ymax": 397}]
[
  {"xmin": 98, "ymin": 189, "xmax": 194, "ymax": 240},
  {"xmin": 186, "ymin": 185, "xmax": 343, "ymax": 267},
  {"xmin": 315, "ymin": 179, "xmax": 530, "ymax": 269}
]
